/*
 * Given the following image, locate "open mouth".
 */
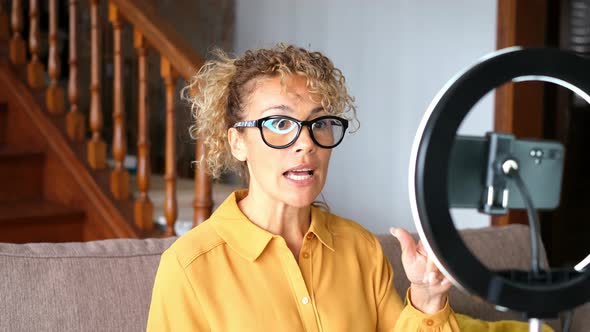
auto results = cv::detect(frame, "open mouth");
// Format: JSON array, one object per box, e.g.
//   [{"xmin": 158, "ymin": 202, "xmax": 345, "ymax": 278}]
[{"xmin": 283, "ymin": 168, "xmax": 314, "ymax": 181}]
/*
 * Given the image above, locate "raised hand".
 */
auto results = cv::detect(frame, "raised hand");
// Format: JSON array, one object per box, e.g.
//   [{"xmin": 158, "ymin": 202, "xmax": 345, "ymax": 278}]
[{"xmin": 390, "ymin": 227, "xmax": 452, "ymax": 314}]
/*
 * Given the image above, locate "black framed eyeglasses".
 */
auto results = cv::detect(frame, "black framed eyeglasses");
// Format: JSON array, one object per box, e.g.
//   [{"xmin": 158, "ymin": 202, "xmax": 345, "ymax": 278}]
[{"xmin": 232, "ymin": 115, "xmax": 349, "ymax": 149}]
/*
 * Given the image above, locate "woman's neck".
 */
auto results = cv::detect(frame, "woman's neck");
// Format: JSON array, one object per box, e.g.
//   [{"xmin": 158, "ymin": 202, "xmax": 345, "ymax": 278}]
[{"xmin": 238, "ymin": 189, "xmax": 311, "ymax": 257}]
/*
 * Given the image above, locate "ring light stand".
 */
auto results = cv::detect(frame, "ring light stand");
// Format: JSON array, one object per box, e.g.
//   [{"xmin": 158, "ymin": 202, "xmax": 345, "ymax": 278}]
[{"xmin": 409, "ymin": 47, "xmax": 590, "ymax": 331}]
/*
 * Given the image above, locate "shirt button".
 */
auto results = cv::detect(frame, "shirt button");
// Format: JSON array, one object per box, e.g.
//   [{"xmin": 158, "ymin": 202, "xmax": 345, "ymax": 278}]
[
  {"xmin": 306, "ymin": 233, "xmax": 314, "ymax": 240},
  {"xmin": 301, "ymin": 297, "xmax": 309, "ymax": 305},
  {"xmin": 425, "ymin": 319, "xmax": 434, "ymax": 326},
  {"xmin": 302, "ymin": 252, "xmax": 310, "ymax": 259}
]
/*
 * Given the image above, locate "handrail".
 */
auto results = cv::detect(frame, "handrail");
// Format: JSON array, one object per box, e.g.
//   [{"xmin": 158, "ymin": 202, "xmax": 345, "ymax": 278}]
[{"xmin": 110, "ymin": 0, "xmax": 204, "ymax": 80}]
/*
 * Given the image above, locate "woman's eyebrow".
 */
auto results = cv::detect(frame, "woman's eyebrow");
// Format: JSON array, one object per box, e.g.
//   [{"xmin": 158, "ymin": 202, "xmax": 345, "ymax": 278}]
[
  {"xmin": 262, "ymin": 104, "xmax": 292, "ymax": 114},
  {"xmin": 262, "ymin": 105, "xmax": 325, "ymax": 115}
]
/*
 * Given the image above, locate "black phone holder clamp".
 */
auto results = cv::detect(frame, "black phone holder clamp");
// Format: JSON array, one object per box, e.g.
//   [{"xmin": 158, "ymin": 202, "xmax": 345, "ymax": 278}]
[{"xmin": 481, "ymin": 132, "xmax": 517, "ymax": 215}]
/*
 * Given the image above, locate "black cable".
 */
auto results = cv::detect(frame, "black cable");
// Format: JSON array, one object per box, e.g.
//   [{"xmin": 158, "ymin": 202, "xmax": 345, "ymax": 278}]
[
  {"xmin": 503, "ymin": 162, "xmax": 542, "ymax": 276},
  {"xmin": 504, "ymin": 162, "xmax": 577, "ymax": 332},
  {"xmin": 561, "ymin": 310, "xmax": 573, "ymax": 332}
]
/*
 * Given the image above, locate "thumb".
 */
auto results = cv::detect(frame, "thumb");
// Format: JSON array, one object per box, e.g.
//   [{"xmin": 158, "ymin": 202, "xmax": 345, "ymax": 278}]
[{"xmin": 390, "ymin": 227, "xmax": 417, "ymax": 260}]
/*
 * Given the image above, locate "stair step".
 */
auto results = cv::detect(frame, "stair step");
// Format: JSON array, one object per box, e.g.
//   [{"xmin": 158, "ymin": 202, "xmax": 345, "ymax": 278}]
[
  {"xmin": 0, "ymin": 200, "xmax": 85, "ymax": 243},
  {"xmin": 0, "ymin": 145, "xmax": 45, "ymax": 202},
  {"xmin": 0, "ymin": 200, "xmax": 85, "ymax": 223}
]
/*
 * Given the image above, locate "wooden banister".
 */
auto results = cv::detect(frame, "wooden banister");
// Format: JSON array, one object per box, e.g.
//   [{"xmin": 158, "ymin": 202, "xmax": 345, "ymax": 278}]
[
  {"xmin": 108, "ymin": 3, "xmax": 129, "ymax": 200},
  {"xmin": 161, "ymin": 56, "xmax": 178, "ymax": 236},
  {"xmin": 26, "ymin": 0, "xmax": 44, "ymax": 89},
  {"xmin": 110, "ymin": 0, "xmax": 213, "ymax": 227},
  {"xmin": 134, "ymin": 29, "xmax": 154, "ymax": 231},
  {"xmin": 66, "ymin": 0, "xmax": 85, "ymax": 142},
  {"xmin": 9, "ymin": 0, "xmax": 25, "ymax": 64},
  {"xmin": 4, "ymin": 0, "xmax": 214, "ymax": 238},
  {"xmin": 87, "ymin": 0, "xmax": 106, "ymax": 170},
  {"xmin": 46, "ymin": 0, "xmax": 64, "ymax": 114},
  {"xmin": 106, "ymin": 1, "xmax": 213, "ymax": 232},
  {"xmin": 193, "ymin": 138, "xmax": 212, "ymax": 226}
]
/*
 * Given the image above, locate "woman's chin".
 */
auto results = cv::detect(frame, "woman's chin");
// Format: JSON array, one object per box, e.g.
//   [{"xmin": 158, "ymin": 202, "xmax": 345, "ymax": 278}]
[{"xmin": 282, "ymin": 190, "xmax": 321, "ymax": 208}]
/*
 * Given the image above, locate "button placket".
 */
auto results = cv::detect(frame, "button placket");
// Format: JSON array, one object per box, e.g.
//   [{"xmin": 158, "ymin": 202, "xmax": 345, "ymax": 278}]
[
  {"xmin": 276, "ymin": 237, "xmax": 318, "ymax": 331},
  {"xmin": 299, "ymin": 233, "xmax": 315, "ymax": 304}
]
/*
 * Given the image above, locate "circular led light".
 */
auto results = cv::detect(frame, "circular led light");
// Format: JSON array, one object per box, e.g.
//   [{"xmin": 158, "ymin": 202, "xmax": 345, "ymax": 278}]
[{"xmin": 409, "ymin": 47, "xmax": 590, "ymax": 315}]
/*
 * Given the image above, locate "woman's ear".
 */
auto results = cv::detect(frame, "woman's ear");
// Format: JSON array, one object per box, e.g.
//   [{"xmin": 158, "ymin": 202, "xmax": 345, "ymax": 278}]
[{"xmin": 228, "ymin": 128, "xmax": 247, "ymax": 162}]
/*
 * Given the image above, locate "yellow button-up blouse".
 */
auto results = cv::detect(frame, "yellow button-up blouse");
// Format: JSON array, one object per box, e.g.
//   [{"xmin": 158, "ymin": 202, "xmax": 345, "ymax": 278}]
[{"xmin": 147, "ymin": 190, "xmax": 551, "ymax": 331}]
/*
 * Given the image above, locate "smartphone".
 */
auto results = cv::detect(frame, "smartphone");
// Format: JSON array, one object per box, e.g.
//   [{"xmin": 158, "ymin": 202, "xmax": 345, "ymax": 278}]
[{"xmin": 448, "ymin": 135, "xmax": 565, "ymax": 212}]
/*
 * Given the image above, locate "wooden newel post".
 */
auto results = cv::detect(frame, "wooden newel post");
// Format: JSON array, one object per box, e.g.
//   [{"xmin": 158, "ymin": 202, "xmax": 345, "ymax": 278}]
[
  {"xmin": 87, "ymin": 0, "xmax": 106, "ymax": 169},
  {"xmin": 108, "ymin": 2, "xmax": 129, "ymax": 200},
  {"xmin": 134, "ymin": 29, "xmax": 154, "ymax": 231},
  {"xmin": 161, "ymin": 57, "xmax": 178, "ymax": 236},
  {"xmin": 66, "ymin": 0, "xmax": 85, "ymax": 141},
  {"xmin": 46, "ymin": 0, "xmax": 65, "ymax": 114},
  {"xmin": 26, "ymin": 0, "xmax": 45, "ymax": 89},
  {"xmin": 9, "ymin": 0, "xmax": 26, "ymax": 64}
]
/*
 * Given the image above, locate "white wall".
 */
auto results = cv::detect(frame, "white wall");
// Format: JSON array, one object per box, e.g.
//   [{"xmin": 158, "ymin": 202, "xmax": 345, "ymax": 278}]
[{"xmin": 235, "ymin": 0, "xmax": 497, "ymax": 233}]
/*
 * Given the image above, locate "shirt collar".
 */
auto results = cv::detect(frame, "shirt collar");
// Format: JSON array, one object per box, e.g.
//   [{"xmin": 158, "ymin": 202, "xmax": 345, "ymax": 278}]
[
  {"xmin": 309, "ymin": 204, "xmax": 335, "ymax": 251},
  {"xmin": 210, "ymin": 190, "xmax": 335, "ymax": 262},
  {"xmin": 210, "ymin": 190, "xmax": 273, "ymax": 262}
]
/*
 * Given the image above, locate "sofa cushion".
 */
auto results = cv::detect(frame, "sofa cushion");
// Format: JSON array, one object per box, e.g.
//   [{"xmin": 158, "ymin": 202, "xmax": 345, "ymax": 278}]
[{"xmin": 0, "ymin": 237, "xmax": 176, "ymax": 332}]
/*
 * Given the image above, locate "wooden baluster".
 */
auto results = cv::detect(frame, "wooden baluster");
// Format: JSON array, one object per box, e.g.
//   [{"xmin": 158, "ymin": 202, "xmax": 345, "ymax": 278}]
[
  {"xmin": 193, "ymin": 132, "xmax": 212, "ymax": 226},
  {"xmin": 108, "ymin": 3, "xmax": 129, "ymax": 199},
  {"xmin": 134, "ymin": 29, "xmax": 153, "ymax": 231},
  {"xmin": 9, "ymin": 0, "xmax": 26, "ymax": 64},
  {"xmin": 66, "ymin": 0, "xmax": 85, "ymax": 141},
  {"xmin": 26, "ymin": 0, "xmax": 44, "ymax": 89},
  {"xmin": 1, "ymin": 2, "xmax": 11, "ymax": 43},
  {"xmin": 87, "ymin": 0, "xmax": 106, "ymax": 169},
  {"xmin": 46, "ymin": 0, "xmax": 64, "ymax": 114},
  {"xmin": 161, "ymin": 57, "xmax": 177, "ymax": 236}
]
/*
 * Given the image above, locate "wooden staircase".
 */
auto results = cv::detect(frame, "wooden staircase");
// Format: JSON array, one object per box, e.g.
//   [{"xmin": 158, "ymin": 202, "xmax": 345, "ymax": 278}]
[
  {"xmin": 0, "ymin": 144, "xmax": 85, "ymax": 242},
  {"xmin": 0, "ymin": 0, "xmax": 214, "ymax": 243}
]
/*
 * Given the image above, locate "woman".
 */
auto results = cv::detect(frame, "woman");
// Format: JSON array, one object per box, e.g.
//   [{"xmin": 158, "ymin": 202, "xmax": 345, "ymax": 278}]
[{"xmin": 147, "ymin": 44, "xmax": 551, "ymax": 331}]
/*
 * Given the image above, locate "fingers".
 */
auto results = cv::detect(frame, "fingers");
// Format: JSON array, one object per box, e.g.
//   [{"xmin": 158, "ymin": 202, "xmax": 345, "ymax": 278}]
[
  {"xmin": 424, "ymin": 260, "xmax": 452, "ymax": 289},
  {"xmin": 426, "ymin": 257, "xmax": 436, "ymax": 274},
  {"xmin": 390, "ymin": 227, "xmax": 417, "ymax": 260},
  {"xmin": 416, "ymin": 240, "xmax": 428, "ymax": 257},
  {"xmin": 391, "ymin": 227, "xmax": 453, "ymax": 292},
  {"xmin": 423, "ymin": 254, "xmax": 447, "ymax": 286}
]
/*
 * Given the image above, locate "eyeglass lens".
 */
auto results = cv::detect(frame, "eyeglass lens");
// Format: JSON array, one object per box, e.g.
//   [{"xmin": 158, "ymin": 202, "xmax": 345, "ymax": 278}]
[{"xmin": 261, "ymin": 117, "xmax": 345, "ymax": 148}]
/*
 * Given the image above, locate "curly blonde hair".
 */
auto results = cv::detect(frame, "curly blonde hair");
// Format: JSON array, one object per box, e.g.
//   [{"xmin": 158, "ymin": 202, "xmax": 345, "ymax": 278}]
[{"xmin": 183, "ymin": 43, "xmax": 358, "ymax": 179}]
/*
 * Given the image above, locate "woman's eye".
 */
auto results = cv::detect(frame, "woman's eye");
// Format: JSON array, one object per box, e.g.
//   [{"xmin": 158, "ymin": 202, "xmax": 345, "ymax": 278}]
[
  {"xmin": 314, "ymin": 120, "xmax": 328, "ymax": 129},
  {"xmin": 276, "ymin": 119, "xmax": 289, "ymax": 129},
  {"xmin": 265, "ymin": 119, "xmax": 295, "ymax": 133}
]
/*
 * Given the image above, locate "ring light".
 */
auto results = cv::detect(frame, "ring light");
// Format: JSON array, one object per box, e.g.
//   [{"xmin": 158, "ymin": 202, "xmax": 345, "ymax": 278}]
[{"xmin": 408, "ymin": 47, "xmax": 590, "ymax": 317}]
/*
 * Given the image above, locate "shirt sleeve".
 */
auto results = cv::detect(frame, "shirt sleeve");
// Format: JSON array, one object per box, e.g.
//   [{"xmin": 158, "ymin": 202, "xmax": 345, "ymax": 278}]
[{"xmin": 146, "ymin": 249, "xmax": 209, "ymax": 331}]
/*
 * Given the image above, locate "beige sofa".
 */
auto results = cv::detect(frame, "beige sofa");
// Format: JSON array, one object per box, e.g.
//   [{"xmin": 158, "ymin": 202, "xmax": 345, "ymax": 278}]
[{"xmin": 0, "ymin": 224, "xmax": 587, "ymax": 331}]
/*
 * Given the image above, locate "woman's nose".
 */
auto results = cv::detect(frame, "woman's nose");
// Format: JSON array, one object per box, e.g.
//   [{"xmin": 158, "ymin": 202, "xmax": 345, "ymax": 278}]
[{"xmin": 294, "ymin": 127, "xmax": 315, "ymax": 152}]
